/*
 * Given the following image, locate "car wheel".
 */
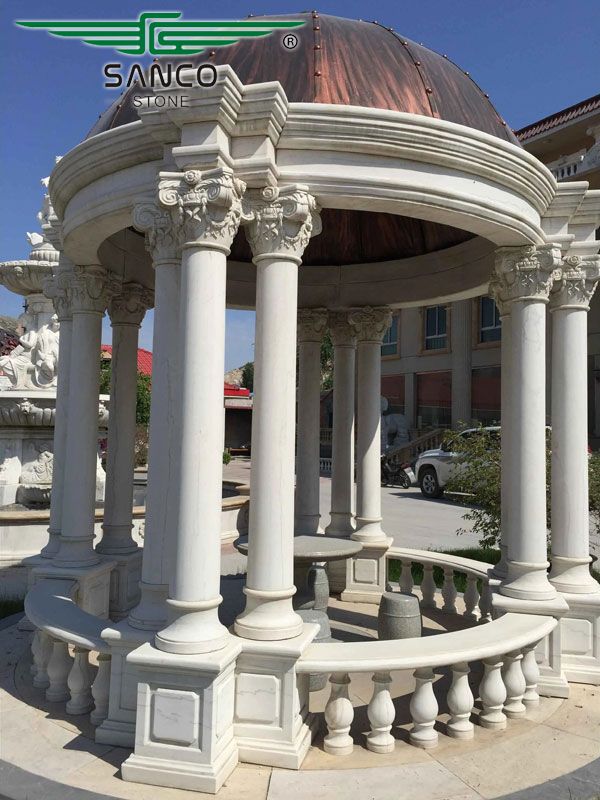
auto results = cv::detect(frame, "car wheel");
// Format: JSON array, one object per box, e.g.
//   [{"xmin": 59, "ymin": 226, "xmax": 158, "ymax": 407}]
[{"xmin": 420, "ymin": 468, "xmax": 443, "ymax": 499}]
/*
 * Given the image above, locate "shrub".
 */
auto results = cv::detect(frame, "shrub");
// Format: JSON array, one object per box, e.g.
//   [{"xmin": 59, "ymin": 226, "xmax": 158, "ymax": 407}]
[{"xmin": 223, "ymin": 450, "xmax": 232, "ymax": 466}]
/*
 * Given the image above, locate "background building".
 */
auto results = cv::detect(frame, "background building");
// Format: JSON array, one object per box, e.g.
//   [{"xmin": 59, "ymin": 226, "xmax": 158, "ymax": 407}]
[{"xmin": 379, "ymin": 94, "xmax": 600, "ymax": 441}]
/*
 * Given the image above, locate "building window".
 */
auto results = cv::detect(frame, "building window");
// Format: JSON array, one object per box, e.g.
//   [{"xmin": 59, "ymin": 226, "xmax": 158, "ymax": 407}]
[
  {"xmin": 416, "ymin": 371, "xmax": 452, "ymax": 428},
  {"xmin": 471, "ymin": 366, "xmax": 501, "ymax": 424},
  {"xmin": 479, "ymin": 297, "xmax": 501, "ymax": 343},
  {"xmin": 381, "ymin": 315, "xmax": 399, "ymax": 357},
  {"xmin": 381, "ymin": 374, "xmax": 405, "ymax": 415},
  {"xmin": 424, "ymin": 305, "xmax": 447, "ymax": 350}
]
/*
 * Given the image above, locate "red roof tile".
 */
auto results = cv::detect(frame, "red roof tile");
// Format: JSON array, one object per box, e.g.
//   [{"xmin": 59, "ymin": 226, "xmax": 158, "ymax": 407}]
[{"xmin": 516, "ymin": 94, "xmax": 600, "ymax": 141}]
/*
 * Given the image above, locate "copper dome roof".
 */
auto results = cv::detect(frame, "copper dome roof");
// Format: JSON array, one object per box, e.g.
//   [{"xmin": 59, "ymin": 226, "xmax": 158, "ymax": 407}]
[{"xmin": 87, "ymin": 12, "xmax": 517, "ymax": 144}]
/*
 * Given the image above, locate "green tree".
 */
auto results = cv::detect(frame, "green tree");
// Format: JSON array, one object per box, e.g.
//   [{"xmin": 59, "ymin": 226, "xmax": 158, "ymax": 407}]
[
  {"xmin": 241, "ymin": 361, "xmax": 254, "ymax": 393},
  {"xmin": 320, "ymin": 330, "xmax": 333, "ymax": 390},
  {"xmin": 99, "ymin": 358, "xmax": 152, "ymax": 425}
]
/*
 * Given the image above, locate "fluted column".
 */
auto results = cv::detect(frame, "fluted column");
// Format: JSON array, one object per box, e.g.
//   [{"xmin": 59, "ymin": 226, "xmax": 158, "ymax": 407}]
[
  {"xmin": 295, "ymin": 308, "xmax": 327, "ymax": 535},
  {"xmin": 451, "ymin": 299, "xmax": 472, "ymax": 427},
  {"xmin": 549, "ymin": 256, "xmax": 600, "ymax": 594},
  {"xmin": 53, "ymin": 266, "xmax": 116, "ymax": 568},
  {"xmin": 325, "ymin": 312, "xmax": 356, "ymax": 538},
  {"xmin": 128, "ymin": 204, "xmax": 181, "ymax": 631},
  {"xmin": 41, "ymin": 257, "xmax": 74, "ymax": 558},
  {"xmin": 493, "ymin": 245, "xmax": 561, "ymax": 601},
  {"xmin": 98, "ymin": 284, "xmax": 153, "ymax": 556},
  {"xmin": 349, "ymin": 306, "xmax": 392, "ymax": 543},
  {"xmin": 149, "ymin": 168, "xmax": 245, "ymax": 655},
  {"xmin": 235, "ymin": 185, "xmax": 321, "ymax": 640}
]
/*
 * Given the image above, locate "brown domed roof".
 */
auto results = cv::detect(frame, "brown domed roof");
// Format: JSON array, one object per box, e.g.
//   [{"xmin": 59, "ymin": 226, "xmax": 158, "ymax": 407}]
[{"xmin": 87, "ymin": 12, "xmax": 517, "ymax": 144}]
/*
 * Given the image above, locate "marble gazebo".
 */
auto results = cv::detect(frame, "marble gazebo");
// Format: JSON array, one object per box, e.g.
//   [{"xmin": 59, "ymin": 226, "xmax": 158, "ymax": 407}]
[{"xmin": 20, "ymin": 13, "xmax": 600, "ymax": 795}]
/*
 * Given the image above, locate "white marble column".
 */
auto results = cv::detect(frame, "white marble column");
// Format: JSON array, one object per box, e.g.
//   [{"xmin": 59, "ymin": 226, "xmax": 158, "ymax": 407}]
[
  {"xmin": 98, "ymin": 284, "xmax": 153, "ymax": 557},
  {"xmin": 153, "ymin": 168, "xmax": 245, "ymax": 655},
  {"xmin": 295, "ymin": 308, "xmax": 328, "ymax": 535},
  {"xmin": 349, "ymin": 306, "xmax": 392, "ymax": 543},
  {"xmin": 549, "ymin": 256, "xmax": 600, "ymax": 594},
  {"xmin": 325, "ymin": 312, "xmax": 356, "ymax": 538},
  {"xmin": 451, "ymin": 299, "xmax": 472, "ymax": 427},
  {"xmin": 53, "ymin": 266, "xmax": 116, "ymax": 569},
  {"xmin": 41, "ymin": 257, "xmax": 74, "ymax": 558},
  {"xmin": 128, "ymin": 205, "xmax": 181, "ymax": 631},
  {"xmin": 494, "ymin": 245, "xmax": 561, "ymax": 601},
  {"xmin": 235, "ymin": 185, "xmax": 321, "ymax": 641}
]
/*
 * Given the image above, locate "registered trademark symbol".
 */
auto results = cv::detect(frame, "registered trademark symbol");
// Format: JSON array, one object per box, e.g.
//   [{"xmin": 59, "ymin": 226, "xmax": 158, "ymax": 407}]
[{"xmin": 282, "ymin": 33, "xmax": 299, "ymax": 50}]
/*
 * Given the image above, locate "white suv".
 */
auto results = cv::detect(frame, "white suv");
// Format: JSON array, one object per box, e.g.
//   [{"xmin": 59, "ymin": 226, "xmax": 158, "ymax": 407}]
[{"xmin": 415, "ymin": 427, "xmax": 500, "ymax": 499}]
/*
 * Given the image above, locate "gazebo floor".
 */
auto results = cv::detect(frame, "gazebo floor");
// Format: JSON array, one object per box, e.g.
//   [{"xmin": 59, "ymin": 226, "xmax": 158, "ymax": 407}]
[{"xmin": 2, "ymin": 600, "xmax": 600, "ymax": 800}]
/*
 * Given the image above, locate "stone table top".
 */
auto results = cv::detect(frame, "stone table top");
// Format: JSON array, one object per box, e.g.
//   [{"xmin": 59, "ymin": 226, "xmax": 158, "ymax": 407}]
[{"xmin": 234, "ymin": 535, "xmax": 362, "ymax": 563}]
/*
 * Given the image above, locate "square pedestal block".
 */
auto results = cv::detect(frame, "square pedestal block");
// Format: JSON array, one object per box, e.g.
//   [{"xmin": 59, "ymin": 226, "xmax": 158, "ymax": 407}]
[
  {"xmin": 234, "ymin": 624, "xmax": 319, "ymax": 769},
  {"xmin": 103, "ymin": 550, "xmax": 143, "ymax": 621},
  {"xmin": 558, "ymin": 592, "xmax": 600, "ymax": 685},
  {"xmin": 32, "ymin": 560, "xmax": 115, "ymax": 619},
  {"xmin": 340, "ymin": 538, "xmax": 392, "ymax": 604},
  {"xmin": 121, "ymin": 639, "xmax": 241, "ymax": 794}
]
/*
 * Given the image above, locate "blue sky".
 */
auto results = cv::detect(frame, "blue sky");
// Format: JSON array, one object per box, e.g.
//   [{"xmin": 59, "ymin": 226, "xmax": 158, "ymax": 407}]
[{"xmin": 1, "ymin": 0, "xmax": 598, "ymax": 369}]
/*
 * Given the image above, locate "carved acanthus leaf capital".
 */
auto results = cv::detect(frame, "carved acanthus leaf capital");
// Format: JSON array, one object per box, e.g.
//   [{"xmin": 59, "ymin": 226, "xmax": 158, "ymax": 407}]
[
  {"xmin": 109, "ymin": 282, "xmax": 154, "ymax": 326},
  {"xmin": 158, "ymin": 167, "xmax": 246, "ymax": 252},
  {"xmin": 70, "ymin": 266, "xmax": 118, "ymax": 314},
  {"xmin": 133, "ymin": 202, "xmax": 179, "ymax": 265},
  {"xmin": 297, "ymin": 308, "xmax": 328, "ymax": 343},
  {"xmin": 43, "ymin": 260, "xmax": 76, "ymax": 321},
  {"xmin": 550, "ymin": 254, "xmax": 600, "ymax": 310},
  {"xmin": 242, "ymin": 185, "xmax": 321, "ymax": 263},
  {"xmin": 492, "ymin": 244, "xmax": 562, "ymax": 305},
  {"xmin": 328, "ymin": 311, "xmax": 357, "ymax": 347},
  {"xmin": 348, "ymin": 306, "xmax": 393, "ymax": 343}
]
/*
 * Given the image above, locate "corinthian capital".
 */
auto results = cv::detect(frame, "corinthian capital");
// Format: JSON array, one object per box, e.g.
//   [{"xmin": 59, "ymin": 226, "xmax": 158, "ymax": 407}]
[
  {"xmin": 158, "ymin": 167, "xmax": 246, "ymax": 252},
  {"xmin": 491, "ymin": 244, "xmax": 562, "ymax": 305},
  {"xmin": 70, "ymin": 266, "xmax": 118, "ymax": 314},
  {"xmin": 242, "ymin": 185, "xmax": 321, "ymax": 263},
  {"xmin": 550, "ymin": 254, "xmax": 600, "ymax": 310},
  {"xmin": 133, "ymin": 202, "xmax": 179, "ymax": 265},
  {"xmin": 43, "ymin": 257, "xmax": 76, "ymax": 321},
  {"xmin": 348, "ymin": 306, "xmax": 393, "ymax": 343},
  {"xmin": 297, "ymin": 308, "xmax": 328, "ymax": 343},
  {"xmin": 328, "ymin": 311, "xmax": 357, "ymax": 347},
  {"xmin": 109, "ymin": 282, "xmax": 154, "ymax": 326}
]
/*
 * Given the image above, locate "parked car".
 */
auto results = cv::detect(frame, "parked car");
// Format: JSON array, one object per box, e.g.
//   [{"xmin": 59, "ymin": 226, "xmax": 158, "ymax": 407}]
[{"xmin": 415, "ymin": 427, "xmax": 500, "ymax": 499}]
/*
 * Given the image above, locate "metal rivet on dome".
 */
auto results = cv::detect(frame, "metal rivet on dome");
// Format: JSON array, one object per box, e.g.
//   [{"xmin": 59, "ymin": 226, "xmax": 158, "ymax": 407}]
[
  {"xmin": 425, "ymin": 88, "xmax": 433, "ymax": 94},
  {"xmin": 314, "ymin": 44, "xmax": 321, "ymax": 49},
  {"xmin": 443, "ymin": 54, "xmax": 448, "ymax": 58},
  {"xmin": 315, "ymin": 70, "xmax": 322, "ymax": 76},
  {"xmin": 209, "ymin": 50, "xmax": 216, "ymax": 56},
  {"xmin": 313, "ymin": 12, "xmax": 320, "ymax": 17},
  {"xmin": 401, "ymin": 40, "xmax": 408, "ymax": 45},
  {"xmin": 484, "ymin": 93, "xmax": 489, "ymax": 98},
  {"xmin": 464, "ymin": 71, "xmax": 470, "ymax": 75},
  {"xmin": 415, "ymin": 61, "xmax": 421, "ymax": 66}
]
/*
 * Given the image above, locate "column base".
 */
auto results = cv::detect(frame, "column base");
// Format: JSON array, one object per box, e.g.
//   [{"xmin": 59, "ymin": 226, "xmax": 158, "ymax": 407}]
[
  {"xmin": 557, "ymin": 591, "xmax": 600, "ymax": 685},
  {"xmin": 340, "ymin": 537, "xmax": 392, "ymax": 604},
  {"xmin": 99, "ymin": 550, "xmax": 142, "ymax": 621},
  {"xmin": 500, "ymin": 560, "xmax": 558, "ymax": 601},
  {"xmin": 32, "ymin": 560, "xmax": 115, "ymax": 618},
  {"xmin": 549, "ymin": 556, "xmax": 600, "ymax": 595},
  {"xmin": 234, "ymin": 587, "xmax": 304, "ymax": 641},
  {"xmin": 127, "ymin": 581, "xmax": 169, "ymax": 631},
  {"xmin": 95, "ymin": 620, "xmax": 155, "ymax": 748},
  {"xmin": 51, "ymin": 536, "xmax": 101, "ymax": 569},
  {"xmin": 234, "ymin": 624, "xmax": 318, "ymax": 769},
  {"xmin": 155, "ymin": 603, "xmax": 230, "ymax": 655},
  {"xmin": 325, "ymin": 512, "xmax": 354, "ymax": 539},
  {"xmin": 121, "ymin": 639, "xmax": 241, "ymax": 795}
]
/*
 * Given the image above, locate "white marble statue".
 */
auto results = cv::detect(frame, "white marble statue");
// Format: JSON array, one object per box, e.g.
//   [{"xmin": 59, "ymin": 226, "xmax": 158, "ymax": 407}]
[
  {"xmin": 381, "ymin": 396, "xmax": 410, "ymax": 451},
  {"xmin": 0, "ymin": 312, "xmax": 59, "ymax": 390}
]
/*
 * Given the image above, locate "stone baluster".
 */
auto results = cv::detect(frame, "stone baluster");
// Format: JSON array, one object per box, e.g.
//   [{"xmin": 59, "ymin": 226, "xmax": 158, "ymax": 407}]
[
  {"xmin": 502, "ymin": 650, "xmax": 526, "ymax": 718},
  {"xmin": 324, "ymin": 673, "xmax": 354, "ymax": 755},
  {"xmin": 53, "ymin": 265, "xmax": 117, "ymax": 568},
  {"xmin": 366, "ymin": 671, "xmax": 395, "ymax": 753},
  {"xmin": 441, "ymin": 567, "xmax": 458, "ymax": 613},
  {"xmin": 492, "ymin": 245, "xmax": 562, "ymax": 601},
  {"xmin": 521, "ymin": 643, "xmax": 541, "ymax": 707},
  {"xmin": 154, "ymin": 168, "xmax": 245, "ymax": 655},
  {"xmin": 90, "ymin": 652, "xmax": 111, "ymax": 725},
  {"xmin": 549, "ymin": 256, "xmax": 600, "ymax": 594},
  {"xmin": 463, "ymin": 575, "xmax": 480, "ymax": 621},
  {"xmin": 409, "ymin": 667, "xmax": 438, "ymax": 748},
  {"xmin": 32, "ymin": 630, "xmax": 53, "ymax": 689},
  {"xmin": 479, "ymin": 656, "xmax": 507, "ymax": 729},
  {"xmin": 420, "ymin": 565, "xmax": 436, "ymax": 609},
  {"xmin": 295, "ymin": 308, "xmax": 328, "ymax": 535},
  {"xmin": 46, "ymin": 639, "xmax": 74, "ymax": 702},
  {"xmin": 446, "ymin": 662, "xmax": 474, "ymax": 739},
  {"xmin": 478, "ymin": 582, "xmax": 493, "ymax": 623},
  {"xmin": 400, "ymin": 560, "xmax": 414, "ymax": 594},
  {"xmin": 235, "ymin": 186, "xmax": 321, "ymax": 641},
  {"xmin": 66, "ymin": 647, "xmax": 93, "ymax": 715}
]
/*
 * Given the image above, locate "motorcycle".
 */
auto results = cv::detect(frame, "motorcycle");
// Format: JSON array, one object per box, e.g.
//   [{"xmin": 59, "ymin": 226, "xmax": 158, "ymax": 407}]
[{"xmin": 380, "ymin": 453, "xmax": 413, "ymax": 488}]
